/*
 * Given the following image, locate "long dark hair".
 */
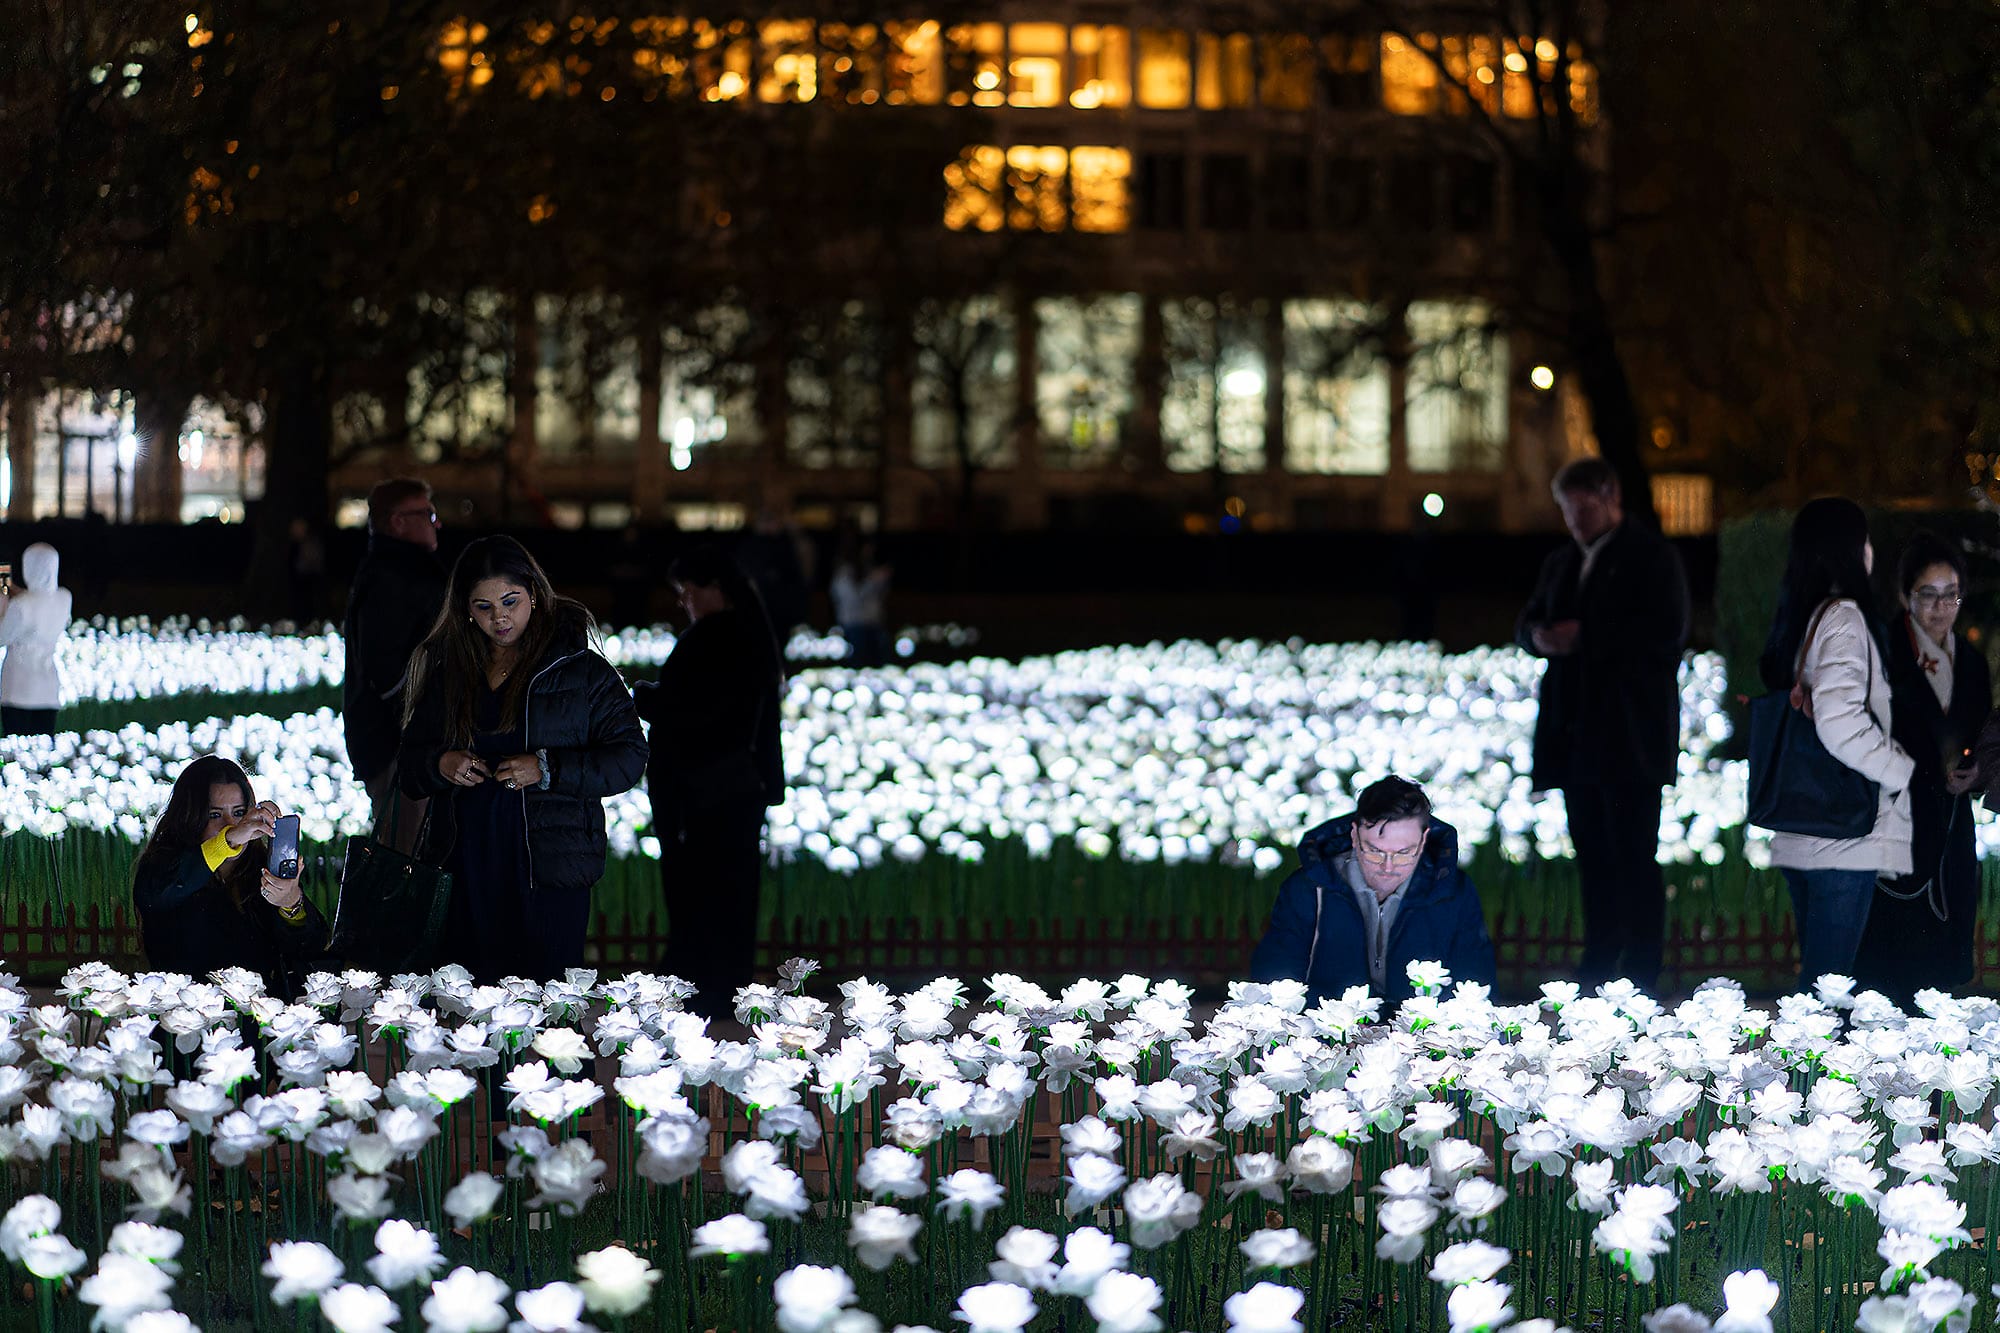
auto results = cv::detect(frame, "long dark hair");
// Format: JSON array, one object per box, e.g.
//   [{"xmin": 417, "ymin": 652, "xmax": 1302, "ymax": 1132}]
[
  {"xmin": 404, "ymin": 536, "xmax": 598, "ymax": 746},
  {"xmin": 135, "ymin": 755, "xmax": 260, "ymax": 911},
  {"xmin": 1759, "ymin": 497, "xmax": 1881, "ymax": 691},
  {"xmin": 672, "ymin": 544, "xmax": 782, "ymax": 669}
]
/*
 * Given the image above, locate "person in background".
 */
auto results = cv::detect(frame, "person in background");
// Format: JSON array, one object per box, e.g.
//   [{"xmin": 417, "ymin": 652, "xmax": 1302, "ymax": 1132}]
[
  {"xmin": 132, "ymin": 754, "xmax": 326, "ymax": 999},
  {"xmin": 1249, "ymin": 776, "xmax": 1495, "ymax": 1006},
  {"xmin": 1759, "ymin": 497, "xmax": 1914, "ymax": 989},
  {"xmin": 399, "ymin": 536, "xmax": 646, "ymax": 983},
  {"xmin": 830, "ymin": 535, "xmax": 892, "ymax": 668},
  {"xmin": 1856, "ymin": 532, "xmax": 1990, "ymax": 1002},
  {"xmin": 1516, "ymin": 457, "xmax": 1690, "ymax": 994},
  {"xmin": 343, "ymin": 479, "xmax": 447, "ymax": 840},
  {"xmin": 635, "ymin": 545, "xmax": 785, "ymax": 1018},
  {"xmin": 0, "ymin": 542, "xmax": 72, "ymax": 737}
]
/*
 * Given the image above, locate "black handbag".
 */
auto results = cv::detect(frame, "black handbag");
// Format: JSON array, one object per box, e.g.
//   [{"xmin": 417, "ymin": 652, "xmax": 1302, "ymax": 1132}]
[
  {"xmin": 1746, "ymin": 603, "xmax": 1882, "ymax": 839},
  {"xmin": 327, "ymin": 784, "xmax": 453, "ymax": 975}
]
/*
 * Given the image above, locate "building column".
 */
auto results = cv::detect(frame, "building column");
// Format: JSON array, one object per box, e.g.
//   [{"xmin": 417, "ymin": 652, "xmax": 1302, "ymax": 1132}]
[
  {"xmin": 505, "ymin": 296, "xmax": 542, "ymax": 523},
  {"xmin": 633, "ymin": 325, "xmax": 666, "ymax": 522},
  {"xmin": 1008, "ymin": 289, "xmax": 1046, "ymax": 528},
  {"xmin": 1261, "ymin": 300, "xmax": 1286, "ymax": 488},
  {"xmin": 881, "ymin": 302, "xmax": 921, "ymax": 530},
  {"xmin": 1131, "ymin": 292, "xmax": 1165, "ymax": 478},
  {"xmin": 5, "ymin": 383, "xmax": 37, "ymax": 523},
  {"xmin": 1380, "ymin": 306, "xmax": 1412, "ymax": 531}
]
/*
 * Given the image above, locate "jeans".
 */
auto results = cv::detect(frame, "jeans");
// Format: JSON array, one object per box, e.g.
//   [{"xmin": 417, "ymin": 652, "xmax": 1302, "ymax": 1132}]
[
  {"xmin": 1565, "ymin": 783, "xmax": 1667, "ymax": 993},
  {"xmin": 1781, "ymin": 866, "xmax": 1878, "ymax": 989}
]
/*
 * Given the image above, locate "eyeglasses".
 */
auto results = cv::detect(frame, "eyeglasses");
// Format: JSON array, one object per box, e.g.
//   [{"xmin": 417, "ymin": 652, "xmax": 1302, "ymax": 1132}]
[
  {"xmin": 1914, "ymin": 586, "xmax": 1963, "ymax": 609},
  {"xmin": 394, "ymin": 506, "xmax": 440, "ymax": 525},
  {"xmin": 1354, "ymin": 834, "xmax": 1424, "ymax": 870}
]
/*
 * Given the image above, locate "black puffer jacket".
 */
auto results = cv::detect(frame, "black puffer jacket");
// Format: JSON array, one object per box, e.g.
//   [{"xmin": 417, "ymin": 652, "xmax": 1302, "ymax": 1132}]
[
  {"xmin": 133, "ymin": 848, "xmax": 328, "ymax": 1001},
  {"xmin": 634, "ymin": 607, "xmax": 784, "ymax": 821},
  {"xmin": 399, "ymin": 621, "xmax": 648, "ymax": 892}
]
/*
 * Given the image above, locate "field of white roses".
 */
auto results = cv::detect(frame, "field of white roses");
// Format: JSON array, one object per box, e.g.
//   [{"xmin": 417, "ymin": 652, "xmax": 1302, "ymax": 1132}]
[{"xmin": 1, "ymin": 959, "xmax": 1995, "ymax": 1333}]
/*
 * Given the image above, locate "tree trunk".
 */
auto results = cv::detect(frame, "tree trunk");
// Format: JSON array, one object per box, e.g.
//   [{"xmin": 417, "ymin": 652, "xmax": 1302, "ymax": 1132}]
[
  {"xmin": 5, "ymin": 384, "xmax": 37, "ymax": 523},
  {"xmin": 248, "ymin": 360, "xmax": 331, "ymax": 617},
  {"xmin": 132, "ymin": 389, "xmax": 189, "ymax": 523}
]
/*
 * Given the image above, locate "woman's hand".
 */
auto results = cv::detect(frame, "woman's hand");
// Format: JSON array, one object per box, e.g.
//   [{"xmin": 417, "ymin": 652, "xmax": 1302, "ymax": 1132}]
[
  {"xmin": 224, "ymin": 801, "xmax": 281, "ymax": 848},
  {"xmin": 439, "ymin": 750, "xmax": 490, "ymax": 787},
  {"xmin": 493, "ymin": 754, "xmax": 545, "ymax": 792},
  {"xmin": 1948, "ymin": 761, "xmax": 1982, "ymax": 797},
  {"xmin": 259, "ymin": 869, "xmax": 304, "ymax": 913}
]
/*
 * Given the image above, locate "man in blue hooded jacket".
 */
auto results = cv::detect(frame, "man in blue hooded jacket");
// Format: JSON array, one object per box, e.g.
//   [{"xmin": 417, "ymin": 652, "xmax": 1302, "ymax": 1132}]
[{"xmin": 1250, "ymin": 776, "xmax": 1497, "ymax": 1005}]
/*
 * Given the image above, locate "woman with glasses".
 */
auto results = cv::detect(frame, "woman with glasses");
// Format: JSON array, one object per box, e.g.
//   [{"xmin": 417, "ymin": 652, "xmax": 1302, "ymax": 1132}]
[{"xmin": 1854, "ymin": 532, "xmax": 1990, "ymax": 1002}]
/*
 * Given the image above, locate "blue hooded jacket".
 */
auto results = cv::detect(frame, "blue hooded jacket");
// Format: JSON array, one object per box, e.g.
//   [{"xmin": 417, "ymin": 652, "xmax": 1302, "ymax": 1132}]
[{"xmin": 1249, "ymin": 814, "xmax": 1497, "ymax": 1005}]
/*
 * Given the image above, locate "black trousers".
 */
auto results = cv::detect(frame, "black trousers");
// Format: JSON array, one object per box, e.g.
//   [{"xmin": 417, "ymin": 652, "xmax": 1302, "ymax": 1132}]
[
  {"xmin": 658, "ymin": 799, "xmax": 768, "ymax": 1019},
  {"xmin": 1, "ymin": 707, "xmax": 56, "ymax": 736},
  {"xmin": 1564, "ymin": 782, "xmax": 1667, "ymax": 993}
]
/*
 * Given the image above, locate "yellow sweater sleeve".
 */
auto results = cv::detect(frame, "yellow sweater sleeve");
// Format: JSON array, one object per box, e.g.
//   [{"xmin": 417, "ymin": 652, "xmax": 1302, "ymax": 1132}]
[{"xmin": 201, "ymin": 830, "xmax": 243, "ymax": 873}]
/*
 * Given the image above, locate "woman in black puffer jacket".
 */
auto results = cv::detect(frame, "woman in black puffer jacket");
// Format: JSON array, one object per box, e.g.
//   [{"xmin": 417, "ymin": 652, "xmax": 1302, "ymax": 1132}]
[{"xmin": 400, "ymin": 536, "xmax": 647, "ymax": 982}]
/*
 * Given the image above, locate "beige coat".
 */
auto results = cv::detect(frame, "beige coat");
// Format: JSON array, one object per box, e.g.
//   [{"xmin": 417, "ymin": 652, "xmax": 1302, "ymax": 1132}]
[{"xmin": 1767, "ymin": 599, "xmax": 1914, "ymax": 874}]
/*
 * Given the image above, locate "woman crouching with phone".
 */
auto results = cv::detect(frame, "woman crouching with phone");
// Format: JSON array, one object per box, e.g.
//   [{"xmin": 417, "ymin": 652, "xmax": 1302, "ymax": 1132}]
[{"xmin": 132, "ymin": 754, "xmax": 327, "ymax": 999}]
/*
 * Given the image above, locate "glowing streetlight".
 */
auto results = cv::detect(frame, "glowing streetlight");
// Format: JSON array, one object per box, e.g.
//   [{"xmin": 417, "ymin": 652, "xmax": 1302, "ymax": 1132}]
[
  {"xmin": 1422, "ymin": 492, "xmax": 1445, "ymax": 518},
  {"xmin": 1529, "ymin": 365, "xmax": 1555, "ymax": 391}
]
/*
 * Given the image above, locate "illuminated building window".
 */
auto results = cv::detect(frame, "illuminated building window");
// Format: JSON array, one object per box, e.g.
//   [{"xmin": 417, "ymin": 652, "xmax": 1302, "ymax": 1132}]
[
  {"xmin": 1070, "ymin": 25, "xmax": 1130, "ymax": 108},
  {"xmin": 943, "ymin": 145, "xmax": 1006, "ymax": 232},
  {"xmin": 1651, "ymin": 474, "xmax": 1714, "ymax": 536},
  {"xmin": 912, "ymin": 296, "xmax": 1017, "ymax": 469},
  {"xmin": 884, "ymin": 21, "xmax": 943, "ymax": 104},
  {"xmin": 1283, "ymin": 299, "xmax": 1390, "ymax": 475},
  {"xmin": 1136, "ymin": 29, "xmax": 1191, "ymax": 108},
  {"xmin": 661, "ymin": 310, "xmax": 759, "ymax": 469},
  {"xmin": 757, "ymin": 20, "xmax": 816, "ymax": 102},
  {"xmin": 536, "ymin": 296, "xmax": 639, "ymax": 462},
  {"xmin": 1035, "ymin": 295, "xmax": 1141, "ymax": 468},
  {"xmin": 1568, "ymin": 48, "xmax": 1600, "ymax": 124},
  {"xmin": 1005, "ymin": 145, "xmax": 1068, "ymax": 232},
  {"xmin": 1069, "ymin": 147, "xmax": 1131, "ymax": 233},
  {"xmin": 819, "ymin": 23, "xmax": 882, "ymax": 104},
  {"xmin": 437, "ymin": 19, "xmax": 494, "ymax": 95},
  {"xmin": 1008, "ymin": 23, "xmax": 1065, "ymax": 107},
  {"xmin": 694, "ymin": 19, "xmax": 751, "ymax": 101},
  {"xmin": 1196, "ymin": 32, "xmax": 1253, "ymax": 109},
  {"xmin": 1501, "ymin": 38, "xmax": 1546, "ymax": 118},
  {"xmin": 1320, "ymin": 31, "xmax": 1376, "ymax": 108},
  {"xmin": 1258, "ymin": 34, "xmax": 1316, "ymax": 110},
  {"xmin": 1163, "ymin": 297, "xmax": 1267, "ymax": 474},
  {"xmin": 1379, "ymin": 33, "xmax": 1439, "ymax": 115},
  {"xmin": 1455, "ymin": 35, "xmax": 1503, "ymax": 115},
  {"xmin": 408, "ymin": 291, "xmax": 511, "ymax": 461},
  {"xmin": 945, "ymin": 23, "xmax": 1004, "ymax": 107},
  {"xmin": 1406, "ymin": 300, "xmax": 1507, "ymax": 473},
  {"xmin": 629, "ymin": 17, "xmax": 692, "ymax": 97}
]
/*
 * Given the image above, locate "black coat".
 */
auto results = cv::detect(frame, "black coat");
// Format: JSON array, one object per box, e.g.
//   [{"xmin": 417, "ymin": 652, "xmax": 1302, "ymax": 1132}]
[
  {"xmin": 1857, "ymin": 616, "xmax": 1992, "ymax": 994},
  {"xmin": 1516, "ymin": 519, "xmax": 1691, "ymax": 791},
  {"xmin": 633, "ymin": 608, "xmax": 784, "ymax": 824},
  {"xmin": 342, "ymin": 536, "xmax": 448, "ymax": 781},
  {"xmin": 399, "ymin": 622, "xmax": 648, "ymax": 893},
  {"xmin": 133, "ymin": 848, "xmax": 327, "ymax": 1000}
]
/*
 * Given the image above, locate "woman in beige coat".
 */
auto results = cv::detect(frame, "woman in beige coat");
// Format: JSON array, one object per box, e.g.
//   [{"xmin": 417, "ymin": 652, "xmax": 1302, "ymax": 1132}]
[{"xmin": 1758, "ymin": 498, "xmax": 1914, "ymax": 989}]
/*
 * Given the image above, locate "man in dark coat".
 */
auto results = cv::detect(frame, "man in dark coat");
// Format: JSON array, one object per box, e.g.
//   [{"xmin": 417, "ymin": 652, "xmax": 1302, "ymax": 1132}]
[
  {"xmin": 343, "ymin": 478, "xmax": 447, "ymax": 836},
  {"xmin": 1516, "ymin": 457, "xmax": 1690, "ymax": 993},
  {"xmin": 1250, "ymin": 776, "xmax": 1496, "ymax": 1006}
]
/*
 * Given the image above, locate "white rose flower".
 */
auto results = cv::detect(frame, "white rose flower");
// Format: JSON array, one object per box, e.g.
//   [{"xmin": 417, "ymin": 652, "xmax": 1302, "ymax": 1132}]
[
  {"xmin": 445, "ymin": 1172, "xmax": 504, "ymax": 1228},
  {"xmin": 1084, "ymin": 1270, "xmax": 1163, "ymax": 1333},
  {"xmin": 1240, "ymin": 1228, "xmax": 1315, "ymax": 1271},
  {"xmin": 689, "ymin": 1214, "xmax": 771, "ymax": 1260},
  {"xmin": 575, "ymin": 1245, "xmax": 659, "ymax": 1318},
  {"xmin": 422, "ymin": 1266, "xmax": 512, "ymax": 1333},
  {"xmin": 263, "ymin": 1240, "xmax": 344, "ymax": 1305},
  {"xmin": 848, "ymin": 1205, "xmax": 922, "ymax": 1271},
  {"xmin": 1223, "ymin": 1282, "xmax": 1304, "ymax": 1333},
  {"xmin": 772, "ymin": 1264, "xmax": 857, "ymax": 1333},
  {"xmin": 952, "ymin": 1282, "xmax": 1037, "ymax": 1333}
]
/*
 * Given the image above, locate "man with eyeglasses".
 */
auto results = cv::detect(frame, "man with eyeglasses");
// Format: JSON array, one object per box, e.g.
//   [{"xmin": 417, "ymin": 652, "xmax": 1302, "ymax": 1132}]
[
  {"xmin": 1516, "ymin": 457, "xmax": 1690, "ymax": 993},
  {"xmin": 1249, "ymin": 776, "xmax": 1495, "ymax": 1005},
  {"xmin": 342, "ymin": 477, "xmax": 447, "ymax": 842}
]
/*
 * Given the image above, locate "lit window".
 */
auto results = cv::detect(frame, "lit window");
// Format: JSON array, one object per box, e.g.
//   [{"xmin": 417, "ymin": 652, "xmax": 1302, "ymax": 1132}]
[
  {"xmin": 1163, "ymin": 297, "xmax": 1267, "ymax": 474},
  {"xmin": 629, "ymin": 17, "xmax": 692, "ymax": 97},
  {"xmin": 1501, "ymin": 38, "xmax": 1538, "ymax": 118},
  {"xmin": 819, "ymin": 23, "xmax": 882, "ymax": 104},
  {"xmin": 912, "ymin": 296, "xmax": 1017, "ymax": 469},
  {"xmin": 1196, "ymin": 32, "xmax": 1253, "ymax": 109},
  {"xmin": 1379, "ymin": 33, "xmax": 1439, "ymax": 115},
  {"xmin": 757, "ymin": 20, "xmax": 816, "ymax": 102},
  {"xmin": 943, "ymin": 145, "xmax": 1006, "ymax": 232},
  {"xmin": 884, "ymin": 20, "xmax": 942, "ymax": 104},
  {"xmin": 1070, "ymin": 25, "xmax": 1130, "ymax": 107},
  {"xmin": 1406, "ymin": 301, "xmax": 1507, "ymax": 473},
  {"xmin": 1283, "ymin": 300, "xmax": 1390, "ymax": 474},
  {"xmin": 1005, "ymin": 145, "xmax": 1068, "ymax": 232},
  {"xmin": 409, "ymin": 291, "xmax": 511, "ymax": 460},
  {"xmin": 1319, "ymin": 31, "xmax": 1376, "ymax": 108},
  {"xmin": 1651, "ymin": 475, "xmax": 1714, "ymax": 536},
  {"xmin": 787, "ymin": 302, "xmax": 884, "ymax": 469},
  {"xmin": 693, "ymin": 19, "xmax": 751, "ymax": 101},
  {"xmin": 1009, "ymin": 23, "xmax": 1065, "ymax": 107},
  {"xmin": 1136, "ymin": 29, "xmax": 1191, "ymax": 108},
  {"xmin": 1035, "ymin": 295, "xmax": 1141, "ymax": 467},
  {"xmin": 1069, "ymin": 147, "xmax": 1131, "ymax": 233},
  {"xmin": 1257, "ymin": 34, "xmax": 1316, "ymax": 111},
  {"xmin": 437, "ymin": 19, "xmax": 494, "ymax": 95},
  {"xmin": 945, "ymin": 23, "xmax": 1004, "ymax": 107},
  {"xmin": 1568, "ymin": 46, "xmax": 1600, "ymax": 124},
  {"xmin": 662, "ymin": 308, "xmax": 758, "ymax": 467}
]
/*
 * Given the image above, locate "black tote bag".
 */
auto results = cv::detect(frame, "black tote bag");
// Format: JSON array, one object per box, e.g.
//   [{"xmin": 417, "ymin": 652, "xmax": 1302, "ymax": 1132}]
[
  {"xmin": 327, "ymin": 779, "xmax": 453, "ymax": 975},
  {"xmin": 1745, "ymin": 605, "xmax": 1880, "ymax": 840}
]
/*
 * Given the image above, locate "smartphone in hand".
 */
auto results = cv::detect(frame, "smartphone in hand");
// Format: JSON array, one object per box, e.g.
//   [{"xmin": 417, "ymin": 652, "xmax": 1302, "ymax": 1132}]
[{"xmin": 268, "ymin": 814, "xmax": 301, "ymax": 880}]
